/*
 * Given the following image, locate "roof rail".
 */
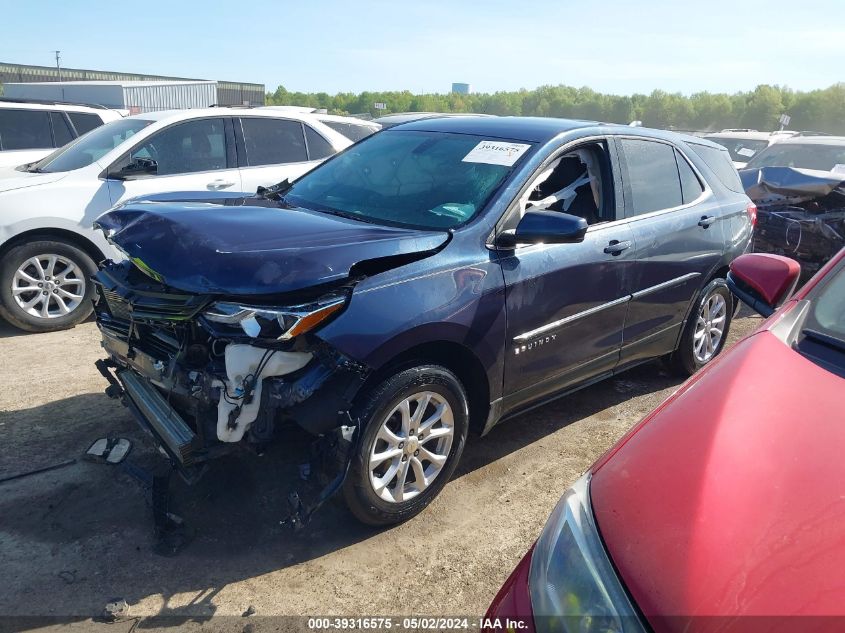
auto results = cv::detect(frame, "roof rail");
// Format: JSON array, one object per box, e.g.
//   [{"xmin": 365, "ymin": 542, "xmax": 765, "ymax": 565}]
[
  {"xmin": 720, "ymin": 128, "xmax": 758, "ymax": 133},
  {"xmin": 208, "ymin": 103, "xmax": 257, "ymax": 109},
  {"xmin": 0, "ymin": 96, "xmax": 110, "ymax": 110}
]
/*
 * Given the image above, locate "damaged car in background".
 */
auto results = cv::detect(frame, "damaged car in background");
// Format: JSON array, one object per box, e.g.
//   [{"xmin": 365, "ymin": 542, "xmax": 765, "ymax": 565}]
[
  {"xmin": 740, "ymin": 135, "xmax": 845, "ymax": 283},
  {"xmin": 92, "ymin": 117, "xmax": 753, "ymax": 527}
]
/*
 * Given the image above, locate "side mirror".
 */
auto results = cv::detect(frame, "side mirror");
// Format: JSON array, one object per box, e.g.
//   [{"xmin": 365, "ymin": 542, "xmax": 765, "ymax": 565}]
[
  {"xmin": 726, "ymin": 253, "xmax": 801, "ymax": 317},
  {"xmin": 112, "ymin": 157, "xmax": 157, "ymax": 180},
  {"xmin": 498, "ymin": 210, "xmax": 588, "ymax": 248}
]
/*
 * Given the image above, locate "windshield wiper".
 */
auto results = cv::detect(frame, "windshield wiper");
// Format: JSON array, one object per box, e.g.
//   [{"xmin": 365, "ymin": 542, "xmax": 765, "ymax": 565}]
[
  {"xmin": 802, "ymin": 328, "xmax": 845, "ymax": 353},
  {"xmin": 255, "ymin": 179, "xmax": 292, "ymax": 202}
]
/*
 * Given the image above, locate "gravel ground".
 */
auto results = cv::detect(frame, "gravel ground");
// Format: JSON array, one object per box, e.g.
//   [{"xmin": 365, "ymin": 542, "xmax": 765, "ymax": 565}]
[{"xmin": 0, "ymin": 310, "xmax": 762, "ymax": 630}]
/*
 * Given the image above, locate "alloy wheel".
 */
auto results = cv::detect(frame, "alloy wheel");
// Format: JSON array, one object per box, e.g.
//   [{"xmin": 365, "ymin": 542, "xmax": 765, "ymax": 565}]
[
  {"xmin": 693, "ymin": 292, "xmax": 727, "ymax": 363},
  {"xmin": 368, "ymin": 391, "xmax": 455, "ymax": 503},
  {"xmin": 11, "ymin": 254, "xmax": 86, "ymax": 319}
]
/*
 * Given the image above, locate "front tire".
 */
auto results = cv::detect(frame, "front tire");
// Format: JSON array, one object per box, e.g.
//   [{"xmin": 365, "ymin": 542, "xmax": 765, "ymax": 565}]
[
  {"xmin": 0, "ymin": 240, "xmax": 97, "ymax": 333},
  {"xmin": 670, "ymin": 278, "xmax": 733, "ymax": 375},
  {"xmin": 343, "ymin": 365, "xmax": 469, "ymax": 526}
]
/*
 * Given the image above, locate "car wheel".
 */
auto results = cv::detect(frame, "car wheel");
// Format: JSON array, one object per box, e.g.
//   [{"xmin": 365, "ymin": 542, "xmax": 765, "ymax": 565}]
[
  {"xmin": 342, "ymin": 365, "xmax": 469, "ymax": 526},
  {"xmin": 0, "ymin": 240, "xmax": 97, "ymax": 333},
  {"xmin": 671, "ymin": 278, "xmax": 733, "ymax": 376}
]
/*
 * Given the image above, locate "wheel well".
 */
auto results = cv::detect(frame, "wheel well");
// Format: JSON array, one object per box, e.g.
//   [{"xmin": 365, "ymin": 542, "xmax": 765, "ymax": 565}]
[
  {"xmin": 362, "ymin": 341, "xmax": 491, "ymax": 436},
  {"xmin": 0, "ymin": 228, "xmax": 106, "ymax": 265},
  {"xmin": 709, "ymin": 265, "xmax": 730, "ymax": 282}
]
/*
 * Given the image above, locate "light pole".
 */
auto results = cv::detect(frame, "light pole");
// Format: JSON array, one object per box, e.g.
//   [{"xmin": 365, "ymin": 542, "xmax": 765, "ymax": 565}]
[{"xmin": 52, "ymin": 50, "xmax": 62, "ymax": 81}]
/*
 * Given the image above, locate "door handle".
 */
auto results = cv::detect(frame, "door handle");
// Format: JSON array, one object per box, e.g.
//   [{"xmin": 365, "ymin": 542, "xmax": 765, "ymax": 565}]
[
  {"xmin": 207, "ymin": 179, "xmax": 236, "ymax": 190},
  {"xmin": 698, "ymin": 215, "xmax": 716, "ymax": 228},
  {"xmin": 604, "ymin": 239, "xmax": 632, "ymax": 255}
]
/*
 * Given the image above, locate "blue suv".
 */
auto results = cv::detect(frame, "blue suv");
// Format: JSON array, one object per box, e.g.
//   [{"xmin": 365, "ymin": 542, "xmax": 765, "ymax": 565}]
[{"xmin": 92, "ymin": 117, "xmax": 754, "ymax": 525}]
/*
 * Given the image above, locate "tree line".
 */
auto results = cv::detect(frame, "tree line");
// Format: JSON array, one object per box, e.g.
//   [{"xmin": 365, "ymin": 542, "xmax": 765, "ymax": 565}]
[{"xmin": 266, "ymin": 83, "xmax": 845, "ymax": 134}]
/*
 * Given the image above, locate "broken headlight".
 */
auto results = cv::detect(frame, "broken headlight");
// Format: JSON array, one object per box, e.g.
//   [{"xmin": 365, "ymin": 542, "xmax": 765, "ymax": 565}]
[{"xmin": 203, "ymin": 293, "xmax": 347, "ymax": 340}]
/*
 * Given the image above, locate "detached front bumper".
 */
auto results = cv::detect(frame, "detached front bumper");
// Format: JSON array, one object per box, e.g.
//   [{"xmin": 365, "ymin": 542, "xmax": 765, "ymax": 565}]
[{"xmin": 97, "ymin": 360, "xmax": 203, "ymax": 470}]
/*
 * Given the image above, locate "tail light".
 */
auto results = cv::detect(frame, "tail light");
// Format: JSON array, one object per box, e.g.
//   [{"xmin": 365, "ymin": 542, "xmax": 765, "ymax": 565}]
[{"xmin": 746, "ymin": 202, "xmax": 758, "ymax": 227}]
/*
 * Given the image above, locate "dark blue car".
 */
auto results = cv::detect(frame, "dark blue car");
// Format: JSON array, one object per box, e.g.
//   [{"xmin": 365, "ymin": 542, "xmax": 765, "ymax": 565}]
[{"xmin": 92, "ymin": 116, "xmax": 754, "ymax": 526}]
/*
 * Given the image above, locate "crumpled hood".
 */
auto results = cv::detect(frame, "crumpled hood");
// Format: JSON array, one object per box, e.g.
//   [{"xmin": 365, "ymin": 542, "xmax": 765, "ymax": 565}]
[
  {"xmin": 740, "ymin": 166, "xmax": 845, "ymax": 203},
  {"xmin": 0, "ymin": 169, "xmax": 67, "ymax": 192},
  {"xmin": 95, "ymin": 200, "xmax": 450, "ymax": 295},
  {"xmin": 591, "ymin": 330, "xmax": 845, "ymax": 622}
]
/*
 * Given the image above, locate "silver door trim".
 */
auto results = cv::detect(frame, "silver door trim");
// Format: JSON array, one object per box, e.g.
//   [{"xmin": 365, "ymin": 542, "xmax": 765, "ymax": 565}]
[
  {"xmin": 631, "ymin": 272, "xmax": 701, "ymax": 300},
  {"xmin": 513, "ymin": 296, "xmax": 631, "ymax": 342},
  {"xmin": 512, "ymin": 271, "xmax": 702, "ymax": 342}
]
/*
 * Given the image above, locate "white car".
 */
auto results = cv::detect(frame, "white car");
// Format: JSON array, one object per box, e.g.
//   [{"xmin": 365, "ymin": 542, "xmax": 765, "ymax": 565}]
[
  {"xmin": 0, "ymin": 98, "xmax": 125, "ymax": 169},
  {"xmin": 701, "ymin": 129, "xmax": 798, "ymax": 169},
  {"xmin": 0, "ymin": 108, "xmax": 352, "ymax": 332},
  {"xmin": 261, "ymin": 107, "xmax": 381, "ymax": 142}
]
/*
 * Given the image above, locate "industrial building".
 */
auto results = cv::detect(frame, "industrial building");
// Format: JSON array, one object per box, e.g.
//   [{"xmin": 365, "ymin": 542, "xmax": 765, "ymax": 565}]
[
  {"xmin": 3, "ymin": 80, "xmax": 218, "ymax": 114},
  {"xmin": 0, "ymin": 62, "xmax": 264, "ymax": 107},
  {"xmin": 451, "ymin": 82, "xmax": 471, "ymax": 94}
]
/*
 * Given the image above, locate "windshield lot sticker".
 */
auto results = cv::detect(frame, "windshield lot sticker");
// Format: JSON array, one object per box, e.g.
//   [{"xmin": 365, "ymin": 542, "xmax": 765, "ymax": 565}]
[
  {"xmin": 463, "ymin": 141, "xmax": 531, "ymax": 166},
  {"xmin": 737, "ymin": 147, "xmax": 756, "ymax": 157}
]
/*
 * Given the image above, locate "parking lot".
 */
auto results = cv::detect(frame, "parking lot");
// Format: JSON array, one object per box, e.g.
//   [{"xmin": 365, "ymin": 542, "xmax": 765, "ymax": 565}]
[{"xmin": 0, "ymin": 310, "xmax": 761, "ymax": 625}]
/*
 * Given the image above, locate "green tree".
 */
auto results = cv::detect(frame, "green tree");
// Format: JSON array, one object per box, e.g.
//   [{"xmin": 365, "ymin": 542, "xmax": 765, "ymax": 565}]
[{"xmin": 262, "ymin": 83, "xmax": 845, "ymax": 134}]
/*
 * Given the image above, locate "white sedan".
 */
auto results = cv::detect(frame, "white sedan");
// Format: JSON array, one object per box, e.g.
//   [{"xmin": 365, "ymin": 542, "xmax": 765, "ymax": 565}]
[{"xmin": 0, "ymin": 108, "xmax": 351, "ymax": 332}]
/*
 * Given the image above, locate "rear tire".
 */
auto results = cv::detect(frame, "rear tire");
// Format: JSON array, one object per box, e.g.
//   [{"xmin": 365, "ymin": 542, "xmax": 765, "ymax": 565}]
[
  {"xmin": 670, "ymin": 278, "xmax": 733, "ymax": 376},
  {"xmin": 342, "ymin": 364, "xmax": 469, "ymax": 526},
  {"xmin": 0, "ymin": 240, "xmax": 97, "ymax": 333}
]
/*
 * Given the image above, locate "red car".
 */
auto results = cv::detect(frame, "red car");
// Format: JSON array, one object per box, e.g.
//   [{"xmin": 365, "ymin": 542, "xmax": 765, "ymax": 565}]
[{"xmin": 486, "ymin": 249, "xmax": 845, "ymax": 633}]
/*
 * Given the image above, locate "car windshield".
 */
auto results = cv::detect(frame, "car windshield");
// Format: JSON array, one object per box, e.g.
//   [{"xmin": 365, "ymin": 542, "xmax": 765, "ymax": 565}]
[
  {"xmin": 284, "ymin": 130, "xmax": 532, "ymax": 229},
  {"xmin": 30, "ymin": 118, "xmax": 153, "ymax": 173},
  {"xmin": 744, "ymin": 142, "xmax": 845, "ymax": 172},
  {"xmin": 703, "ymin": 136, "xmax": 769, "ymax": 163}
]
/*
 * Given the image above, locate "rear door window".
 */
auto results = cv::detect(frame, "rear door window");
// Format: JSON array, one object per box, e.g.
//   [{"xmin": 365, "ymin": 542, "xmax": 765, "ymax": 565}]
[
  {"xmin": 0, "ymin": 109, "xmax": 53, "ymax": 150},
  {"xmin": 618, "ymin": 138, "xmax": 683, "ymax": 216},
  {"xmin": 304, "ymin": 125, "xmax": 335, "ymax": 160},
  {"xmin": 68, "ymin": 112, "xmax": 105, "ymax": 136},
  {"xmin": 240, "ymin": 118, "xmax": 308, "ymax": 166},
  {"xmin": 688, "ymin": 142, "xmax": 744, "ymax": 192},
  {"xmin": 50, "ymin": 112, "xmax": 74, "ymax": 147},
  {"xmin": 675, "ymin": 149, "xmax": 704, "ymax": 204}
]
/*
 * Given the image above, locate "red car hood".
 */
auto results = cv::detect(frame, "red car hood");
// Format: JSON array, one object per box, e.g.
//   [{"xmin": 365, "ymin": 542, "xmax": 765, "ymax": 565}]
[{"xmin": 591, "ymin": 328, "xmax": 845, "ymax": 625}]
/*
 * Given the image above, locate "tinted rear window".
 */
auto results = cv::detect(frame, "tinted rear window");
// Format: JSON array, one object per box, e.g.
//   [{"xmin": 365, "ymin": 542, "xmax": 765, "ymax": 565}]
[
  {"xmin": 688, "ymin": 142, "xmax": 744, "ymax": 193},
  {"xmin": 675, "ymin": 149, "xmax": 704, "ymax": 204},
  {"xmin": 0, "ymin": 109, "xmax": 53, "ymax": 150},
  {"xmin": 241, "ymin": 118, "xmax": 308, "ymax": 165},
  {"xmin": 618, "ymin": 138, "xmax": 682, "ymax": 215},
  {"xmin": 50, "ymin": 112, "xmax": 74, "ymax": 147},
  {"xmin": 68, "ymin": 112, "xmax": 104, "ymax": 136},
  {"xmin": 304, "ymin": 125, "xmax": 335, "ymax": 160},
  {"xmin": 321, "ymin": 120, "xmax": 377, "ymax": 142}
]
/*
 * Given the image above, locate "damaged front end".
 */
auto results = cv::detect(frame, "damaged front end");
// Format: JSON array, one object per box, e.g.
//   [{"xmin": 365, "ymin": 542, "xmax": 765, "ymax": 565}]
[
  {"xmin": 93, "ymin": 258, "xmax": 369, "ymax": 522},
  {"xmin": 742, "ymin": 167, "xmax": 845, "ymax": 282},
  {"xmin": 90, "ymin": 196, "xmax": 450, "ymax": 524}
]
